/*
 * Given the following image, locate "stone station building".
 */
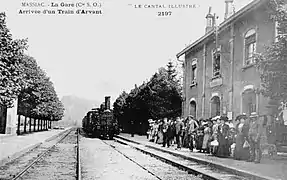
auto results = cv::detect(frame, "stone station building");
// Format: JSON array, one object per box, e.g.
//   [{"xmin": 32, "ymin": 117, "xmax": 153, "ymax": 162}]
[{"xmin": 177, "ymin": 0, "xmax": 278, "ymax": 121}]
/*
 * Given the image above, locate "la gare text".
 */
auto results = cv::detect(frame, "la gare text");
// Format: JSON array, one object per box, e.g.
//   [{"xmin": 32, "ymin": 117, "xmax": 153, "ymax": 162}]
[{"xmin": 21, "ymin": 2, "xmax": 77, "ymax": 8}]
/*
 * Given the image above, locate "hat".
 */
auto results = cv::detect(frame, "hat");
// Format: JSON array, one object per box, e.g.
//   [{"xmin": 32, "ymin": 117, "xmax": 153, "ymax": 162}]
[
  {"xmin": 202, "ymin": 122, "xmax": 208, "ymax": 126},
  {"xmin": 235, "ymin": 114, "xmax": 247, "ymax": 121},
  {"xmin": 188, "ymin": 115, "xmax": 194, "ymax": 119},
  {"xmin": 220, "ymin": 116, "xmax": 229, "ymax": 122},
  {"xmin": 211, "ymin": 115, "xmax": 220, "ymax": 121},
  {"xmin": 250, "ymin": 112, "xmax": 258, "ymax": 118}
]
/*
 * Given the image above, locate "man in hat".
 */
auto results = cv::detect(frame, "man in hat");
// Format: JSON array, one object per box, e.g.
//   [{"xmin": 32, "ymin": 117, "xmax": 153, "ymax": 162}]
[
  {"xmin": 162, "ymin": 117, "xmax": 170, "ymax": 147},
  {"xmin": 248, "ymin": 112, "xmax": 263, "ymax": 163},
  {"xmin": 186, "ymin": 115, "xmax": 199, "ymax": 151},
  {"xmin": 175, "ymin": 117, "xmax": 184, "ymax": 149}
]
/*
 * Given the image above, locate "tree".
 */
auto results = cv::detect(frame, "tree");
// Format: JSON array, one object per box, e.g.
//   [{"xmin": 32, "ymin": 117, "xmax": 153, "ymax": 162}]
[
  {"xmin": 0, "ymin": 12, "xmax": 28, "ymax": 107},
  {"xmin": 166, "ymin": 60, "xmax": 182, "ymax": 95},
  {"xmin": 255, "ymin": 0, "xmax": 287, "ymax": 105},
  {"xmin": 0, "ymin": 12, "xmax": 64, "ymax": 121},
  {"xmin": 18, "ymin": 55, "xmax": 43, "ymax": 116},
  {"xmin": 17, "ymin": 55, "xmax": 64, "ymax": 120},
  {"xmin": 113, "ymin": 91, "xmax": 128, "ymax": 128},
  {"xmin": 166, "ymin": 61, "xmax": 177, "ymax": 81},
  {"xmin": 33, "ymin": 76, "xmax": 64, "ymax": 120},
  {"xmin": 113, "ymin": 61, "xmax": 182, "ymax": 134}
]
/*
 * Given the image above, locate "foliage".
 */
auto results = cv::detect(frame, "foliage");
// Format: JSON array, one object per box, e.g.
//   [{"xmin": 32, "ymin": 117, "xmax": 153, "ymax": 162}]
[
  {"xmin": 17, "ymin": 55, "xmax": 43, "ymax": 115},
  {"xmin": 0, "ymin": 12, "xmax": 64, "ymax": 120},
  {"xmin": 255, "ymin": 0, "xmax": 287, "ymax": 103},
  {"xmin": 17, "ymin": 54, "xmax": 65, "ymax": 120},
  {"xmin": 31, "ymin": 75, "xmax": 64, "ymax": 120},
  {"xmin": 113, "ymin": 61, "xmax": 182, "ymax": 134},
  {"xmin": 0, "ymin": 12, "xmax": 28, "ymax": 107}
]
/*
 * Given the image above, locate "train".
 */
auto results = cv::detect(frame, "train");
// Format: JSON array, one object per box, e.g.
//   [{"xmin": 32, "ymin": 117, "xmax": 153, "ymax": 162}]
[{"xmin": 82, "ymin": 96, "xmax": 119, "ymax": 139}]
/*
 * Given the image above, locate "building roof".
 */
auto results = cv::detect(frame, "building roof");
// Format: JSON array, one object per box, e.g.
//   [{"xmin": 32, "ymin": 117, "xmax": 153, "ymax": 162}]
[{"xmin": 176, "ymin": 0, "xmax": 266, "ymax": 58}]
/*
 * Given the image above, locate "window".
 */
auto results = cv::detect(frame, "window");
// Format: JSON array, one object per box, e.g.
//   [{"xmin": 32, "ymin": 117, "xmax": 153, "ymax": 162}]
[
  {"xmin": 191, "ymin": 65, "xmax": 197, "ymax": 82},
  {"xmin": 212, "ymin": 50, "xmax": 221, "ymax": 77},
  {"xmin": 191, "ymin": 59, "xmax": 197, "ymax": 84},
  {"xmin": 244, "ymin": 29, "xmax": 256, "ymax": 66}
]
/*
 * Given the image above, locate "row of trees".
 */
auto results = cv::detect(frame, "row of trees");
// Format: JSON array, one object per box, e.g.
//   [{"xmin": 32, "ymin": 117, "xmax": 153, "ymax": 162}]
[
  {"xmin": 113, "ymin": 61, "xmax": 182, "ymax": 134},
  {"xmin": 0, "ymin": 12, "xmax": 64, "ymax": 121}
]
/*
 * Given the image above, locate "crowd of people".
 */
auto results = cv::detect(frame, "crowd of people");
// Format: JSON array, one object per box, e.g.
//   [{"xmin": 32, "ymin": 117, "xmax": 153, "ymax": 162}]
[{"xmin": 146, "ymin": 112, "xmax": 264, "ymax": 163}]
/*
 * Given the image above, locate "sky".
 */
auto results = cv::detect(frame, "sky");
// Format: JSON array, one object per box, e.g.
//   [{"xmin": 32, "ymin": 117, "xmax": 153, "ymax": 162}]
[{"xmin": 0, "ymin": 0, "xmax": 252, "ymax": 105}]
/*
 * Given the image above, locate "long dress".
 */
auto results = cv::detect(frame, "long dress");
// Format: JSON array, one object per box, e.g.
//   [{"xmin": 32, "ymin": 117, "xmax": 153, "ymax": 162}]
[
  {"xmin": 211, "ymin": 123, "xmax": 219, "ymax": 155},
  {"xmin": 216, "ymin": 123, "xmax": 230, "ymax": 157},
  {"xmin": 234, "ymin": 122, "xmax": 250, "ymax": 160},
  {"xmin": 195, "ymin": 126, "xmax": 205, "ymax": 151},
  {"xmin": 202, "ymin": 126, "xmax": 211, "ymax": 151},
  {"xmin": 157, "ymin": 124, "xmax": 163, "ymax": 144},
  {"xmin": 183, "ymin": 124, "xmax": 189, "ymax": 148},
  {"xmin": 153, "ymin": 124, "xmax": 159, "ymax": 143}
]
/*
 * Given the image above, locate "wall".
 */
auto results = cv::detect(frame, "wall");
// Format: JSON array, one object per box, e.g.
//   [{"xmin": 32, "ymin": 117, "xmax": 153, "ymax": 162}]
[
  {"xmin": 5, "ymin": 99, "xmax": 18, "ymax": 134},
  {"xmin": 184, "ymin": 47, "xmax": 202, "ymax": 118},
  {"xmin": 183, "ymin": 2, "xmax": 276, "ymax": 119}
]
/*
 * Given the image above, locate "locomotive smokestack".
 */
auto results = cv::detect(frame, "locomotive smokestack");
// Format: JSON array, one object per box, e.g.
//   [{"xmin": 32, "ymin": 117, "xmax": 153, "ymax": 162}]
[{"xmin": 105, "ymin": 96, "xmax": 111, "ymax": 110}]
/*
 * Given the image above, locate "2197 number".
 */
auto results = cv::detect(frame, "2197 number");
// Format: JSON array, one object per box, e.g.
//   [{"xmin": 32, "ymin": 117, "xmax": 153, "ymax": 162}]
[{"xmin": 158, "ymin": 11, "xmax": 172, "ymax": 16}]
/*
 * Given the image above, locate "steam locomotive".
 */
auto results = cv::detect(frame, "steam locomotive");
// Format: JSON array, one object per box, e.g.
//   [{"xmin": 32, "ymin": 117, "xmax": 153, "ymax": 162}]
[{"xmin": 82, "ymin": 96, "xmax": 119, "ymax": 139}]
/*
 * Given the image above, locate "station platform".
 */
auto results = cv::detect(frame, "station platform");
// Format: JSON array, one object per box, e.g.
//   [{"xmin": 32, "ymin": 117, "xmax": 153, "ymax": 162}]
[
  {"xmin": 0, "ymin": 128, "xmax": 70, "ymax": 166},
  {"xmin": 119, "ymin": 133, "xmax": 287, "ymax": 180}
]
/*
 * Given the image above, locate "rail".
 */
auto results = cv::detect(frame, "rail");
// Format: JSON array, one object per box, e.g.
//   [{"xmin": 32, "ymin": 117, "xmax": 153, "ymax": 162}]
[
  {"xmin": 10, "ymin": 129, "xmax": 73, "ymax": 180},
  {"xmin": 77, "ymin": 128, "xmax": 81, "ymax": 180}
]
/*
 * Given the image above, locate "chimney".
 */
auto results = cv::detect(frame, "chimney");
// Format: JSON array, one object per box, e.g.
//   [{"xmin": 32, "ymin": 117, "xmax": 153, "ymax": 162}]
[
  {"xmin": 205, "ymin": 7, "xmax": 214, "ymax": 33},
  {"xmin": 224, "ymin": 0, "xmax": 235, "ymax": 20},
  {"xmin": 104, "ymin": 96, "xmax": 111, "ymax": 110}
]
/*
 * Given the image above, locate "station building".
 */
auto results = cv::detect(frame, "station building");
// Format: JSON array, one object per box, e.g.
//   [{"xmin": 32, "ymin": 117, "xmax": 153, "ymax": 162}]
[{"xmin": 177, "ymin": 0, "xmax": 278, "ymax": 120}]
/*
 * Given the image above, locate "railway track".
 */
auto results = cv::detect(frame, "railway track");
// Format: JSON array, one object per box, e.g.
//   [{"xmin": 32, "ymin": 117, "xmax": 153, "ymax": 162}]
[
  {"xmin": 0, "ymin": 128, "xmax": 80, "ymax": 180},
  {"xmin": 77, "ymin": 128, "xmax": 81, "ymax": 180},
  {"xmin": 101, "ymin": 140, "xmax": 164, "ymax": 180},
  {"xmin": 101, "ymin": 139, "xmax": 203, "ymax": 180},
  {"xmin": 78, "ymin": 130, "xmax": 262, "ymax": 180},
  {"xmin": 111, "ymin": 137, "xmax": 251, "ymax": 180}
]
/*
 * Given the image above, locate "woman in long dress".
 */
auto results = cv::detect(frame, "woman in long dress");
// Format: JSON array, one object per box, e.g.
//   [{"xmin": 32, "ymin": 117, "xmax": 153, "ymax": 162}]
[
  {"xmin": 202, "ymin": 120, "xmax": 213, "ymax": 153},
  {"xmin": 157, "ymin": 120, "xmax": 164, "ymax": 144},
  {"xmin": 211, "ymin": 118, "xmax": 220, "ymax": 155},
  {"xmin": 153, "ymin": 121, "xmax": 159, "ymax": 143},
  {"xmin": 216, "ymin": 116, "xmax": 230, "ymax": 157},
  {"xmin": 234, "ymin": 115, "xmax": 250, "ymax": 160},
  {"xmin": 195, "ymin": 119, "xmax": 205, "ymax": 152}
]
